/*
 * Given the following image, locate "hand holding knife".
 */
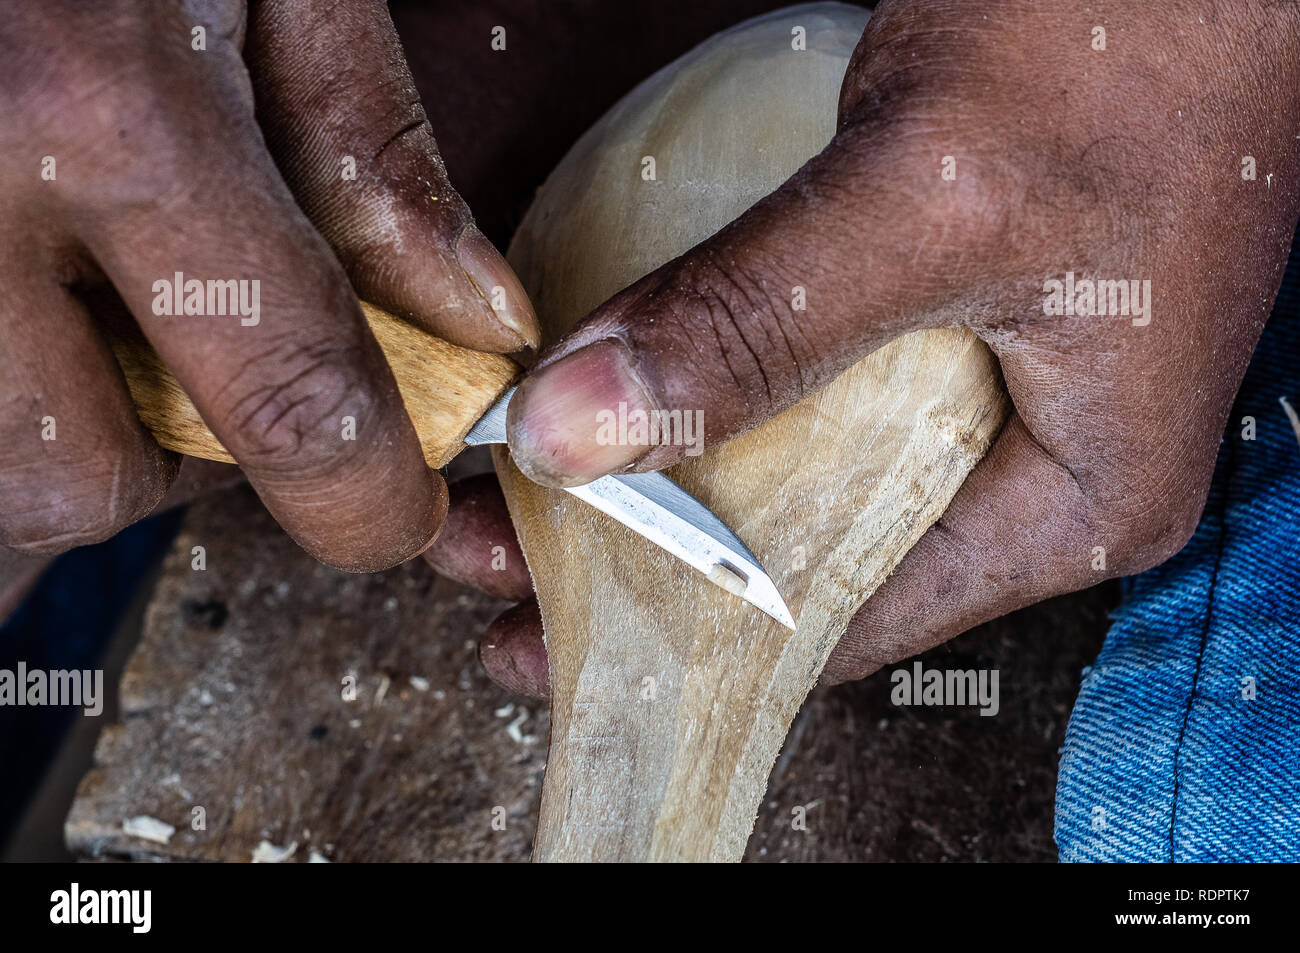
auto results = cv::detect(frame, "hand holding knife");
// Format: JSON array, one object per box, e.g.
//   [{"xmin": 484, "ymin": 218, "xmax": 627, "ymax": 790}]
[{"xmin": 109, "ymin": 302, "xmax": 795, "ymax": 629}]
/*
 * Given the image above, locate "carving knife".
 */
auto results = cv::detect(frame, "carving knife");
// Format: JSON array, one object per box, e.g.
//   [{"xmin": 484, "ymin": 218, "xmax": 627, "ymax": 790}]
[{"xmin": 108, "ymin": 302, "xmax": 796, "ymax": 629}]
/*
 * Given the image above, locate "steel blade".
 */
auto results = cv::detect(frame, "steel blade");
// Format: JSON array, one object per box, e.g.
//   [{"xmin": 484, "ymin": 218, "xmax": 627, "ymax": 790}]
[{"xmin": 465, "ymin": 388, "xmax": 795, "ymax": 629}]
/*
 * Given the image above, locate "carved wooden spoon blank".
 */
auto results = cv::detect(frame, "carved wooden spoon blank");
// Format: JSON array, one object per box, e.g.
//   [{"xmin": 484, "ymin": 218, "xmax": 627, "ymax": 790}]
[{"xmin": 501, "ymin": 2, "xmax": 1009, "ymax": 862}]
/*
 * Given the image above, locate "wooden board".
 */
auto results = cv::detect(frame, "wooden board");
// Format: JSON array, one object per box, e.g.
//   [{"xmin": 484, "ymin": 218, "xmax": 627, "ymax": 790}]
[{"xmin": 499, "ymin": 3, "xmax": 1010, "ymax": 861}]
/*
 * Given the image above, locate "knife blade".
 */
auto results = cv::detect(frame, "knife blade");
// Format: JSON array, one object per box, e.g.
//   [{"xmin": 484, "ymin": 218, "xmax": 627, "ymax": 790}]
[{"xmin": 467, "ymin": 388, "xmax": 795, "ymax": 630}]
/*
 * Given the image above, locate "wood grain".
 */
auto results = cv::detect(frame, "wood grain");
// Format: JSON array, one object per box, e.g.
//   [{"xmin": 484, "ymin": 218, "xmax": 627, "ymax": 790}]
[
  {"xmin": 499, "ymin": 3, "xmax": 1011, "ymax": 861},
  {"xmin": 108, "ymin": 302, "xmax": 519, "ymax": 468}
]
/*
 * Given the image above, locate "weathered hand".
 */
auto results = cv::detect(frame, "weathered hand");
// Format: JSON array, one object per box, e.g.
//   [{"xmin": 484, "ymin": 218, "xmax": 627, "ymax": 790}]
[
  {"xmin": 0, "ymin": 0, "xmax": 537, "ymax": 571},
  {"xmin": 469, "ymin": 0, "xmax": 1300, "ymax": 695}
]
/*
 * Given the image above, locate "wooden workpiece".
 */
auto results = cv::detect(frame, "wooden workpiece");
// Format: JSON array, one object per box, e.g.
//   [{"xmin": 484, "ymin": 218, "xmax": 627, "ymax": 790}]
[{"xmin": 500, "ymin": 4, "xmax": 1009, "ymax": 861}]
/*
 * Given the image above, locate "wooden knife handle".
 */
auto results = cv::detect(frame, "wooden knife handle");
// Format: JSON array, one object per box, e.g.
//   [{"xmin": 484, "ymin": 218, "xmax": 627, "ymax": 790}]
[{"xmin": 107, "ymin": 302, "xmax": 520, "ymax": 469}]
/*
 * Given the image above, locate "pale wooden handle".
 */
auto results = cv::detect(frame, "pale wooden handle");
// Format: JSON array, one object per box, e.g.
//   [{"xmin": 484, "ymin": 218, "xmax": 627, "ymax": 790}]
[{"xmin": 108, "ymin": 302, "xmax": 519, "ymax": 468}]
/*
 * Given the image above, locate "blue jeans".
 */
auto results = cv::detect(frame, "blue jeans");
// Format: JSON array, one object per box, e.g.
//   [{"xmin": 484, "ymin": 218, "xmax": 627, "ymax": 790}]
[{"xmin": 1056, "ymin": 227, "xmax": 1300, "ymax": 861}]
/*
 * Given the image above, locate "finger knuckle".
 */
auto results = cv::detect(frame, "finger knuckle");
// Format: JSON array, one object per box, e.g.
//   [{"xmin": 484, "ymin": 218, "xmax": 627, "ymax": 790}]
[
  {"xmin": 1093, "ymin": 473, "xmax": 1210, "ymax": 575},
  {"xmin": 2, "ymin": 12, "xmax": 240, "ymax": 215},
  {"xmin": 212, "ymin": 336, "xmax": 384, "ymax": 476},
  {"xmin": 0, "ymin": 458, "xmax": 135, "ymax": 555},
  {"xmin": 835, "ymin": 112, "xmax": 1018, "ymax": 244},
  {"xmin": 6, "ymin": 10, "xmax": 150, "ymax": 129},
  {"xmin": 665, "ymin": 251, "xmax": 816, "ymax": 414},
  {"xmin": 366, "ymin": 107, "xmax": 437, "ymax": 169},
  {"xmin": 297, "ymin": 62, "xmax": 446, "ymax": 186}
]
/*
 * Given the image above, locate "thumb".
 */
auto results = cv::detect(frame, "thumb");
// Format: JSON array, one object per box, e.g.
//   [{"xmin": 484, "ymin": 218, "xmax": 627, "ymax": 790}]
[
  {"xmin": 245, "ymin": 0, "xmax": 539, "ymax": 352},
  {"xmin": 505, "ymin": 128, "xmax": 1008, "ymax": 486}
]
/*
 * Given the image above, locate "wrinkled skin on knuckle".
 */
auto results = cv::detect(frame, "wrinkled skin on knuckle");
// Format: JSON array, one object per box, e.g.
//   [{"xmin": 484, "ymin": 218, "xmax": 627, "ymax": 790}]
[
  {"xmin": 0, "ymin": 452, "xmax": 159, "ymax": 555},
  {"xmin": 683, "ymin": 253, "xmax": 811, "ymax": 404},
  {"xmin": 837, "ymin": 0, "xmax": 1300, "ymax": 294},
  {"xmin": 1088, "ymin": 447, "xmax": 1217, "ymax": 577},
  {"xmin": 2, "ymin": 6, "xmax": 254, "ymax": 222},
  {"xmin": 268, "ymin": 89, "xmax": 466, "ymax": 242},
  {"xmin": 208, "ymin": 335, "xmax": 388, "ymax": 477},
  {"xmin": 247, "ymin": 0, "xmax": 471, "ymax": 255},
  {"xmin": 1, "ymin": 1, "xmax": 150, "ymax": 110},
  {"xmin": 208, "ymin": 328, "xmax": 440, "ymax": 575},
  {"xmin": 343, "ymin": 86, "xmax": 454, "ymax": 201},
  {"xmin": 607, "ymin": 250, "xmax": 818, "ymax": 442},
  {"xmin": 819, "ymin": 110, "xmax": 1026, "ymax": 319},
  {"xmin": 4, "ymin": 3, "xmax": 222, "ymax": 130},
  {"xmin": 252, "ymin": 81, "xmax": 478, "ymax": 323}
]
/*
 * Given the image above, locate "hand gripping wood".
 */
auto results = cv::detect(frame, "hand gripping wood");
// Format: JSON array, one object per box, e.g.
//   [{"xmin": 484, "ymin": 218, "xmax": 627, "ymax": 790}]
[
  {"xmin": 499, "ymin": 3, "xmax": 1010, "ymax": 862},
  {"xmin": 108, "ymin": 302, "xmax": 518, "ymax": 468}
]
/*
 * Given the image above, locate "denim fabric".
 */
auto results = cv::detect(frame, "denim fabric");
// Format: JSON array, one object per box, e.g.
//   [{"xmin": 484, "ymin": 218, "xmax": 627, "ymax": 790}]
[{"xmin": 1056, "ymin": 228, "xmax": 1300, "ymax": 861}]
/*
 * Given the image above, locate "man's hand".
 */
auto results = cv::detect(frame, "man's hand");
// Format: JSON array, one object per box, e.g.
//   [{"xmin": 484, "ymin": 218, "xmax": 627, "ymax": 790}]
[
  {"xmin": 485, "ymin": 0, "xmax": 1300, "ymax": 693},
  {"xmin": 0, "ymin": 0, "xmax": 537, "ymax": 571}
]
